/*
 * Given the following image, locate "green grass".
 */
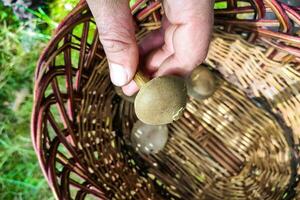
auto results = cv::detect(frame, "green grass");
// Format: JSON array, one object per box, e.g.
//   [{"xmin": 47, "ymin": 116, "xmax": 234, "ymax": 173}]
[{"xmin": 0, "ymin": 1, "xmax": 77, "ymax": 199}]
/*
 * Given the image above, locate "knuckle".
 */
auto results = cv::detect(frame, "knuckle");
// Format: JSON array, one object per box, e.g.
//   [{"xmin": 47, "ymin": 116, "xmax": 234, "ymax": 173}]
[
  {"xmin": 98, "ymin": 24, "xmax": 135, "ymax": 54},
  {"xmin": 100, "ymin": 37, "xmax": 132, "ymax": 53}
]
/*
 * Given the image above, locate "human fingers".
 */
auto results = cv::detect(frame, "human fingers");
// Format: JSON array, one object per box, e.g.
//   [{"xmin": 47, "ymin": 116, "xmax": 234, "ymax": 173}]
[{"xmin": 87, "ymin": 0, "xmax": 139, "ymax": 86}]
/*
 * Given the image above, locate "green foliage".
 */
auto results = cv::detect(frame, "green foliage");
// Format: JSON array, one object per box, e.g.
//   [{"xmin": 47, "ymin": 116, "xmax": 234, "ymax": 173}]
[
  {"xmin": 0, "ymin": 1, "xmax": 76, "ymax": 199},
  {"xmin": 0, "ymin": 4, "xmax": 51, "ymax": 200},
  {"xmin": 214, "ymin": 2, "xmax": 227, "ymax": 9},
  {"xmin": 130, "ymin": 0, "xmax": 137, "ymax": 7},
  {"xmin": 49, "ymin": 0, "xmax": 78, "ymax": 23}
]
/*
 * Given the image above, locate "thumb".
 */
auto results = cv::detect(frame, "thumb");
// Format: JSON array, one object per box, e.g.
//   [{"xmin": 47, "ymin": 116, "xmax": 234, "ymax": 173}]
[{"xmin": 87, "ymin": 0, "xmax": 138, "ymax": 86}]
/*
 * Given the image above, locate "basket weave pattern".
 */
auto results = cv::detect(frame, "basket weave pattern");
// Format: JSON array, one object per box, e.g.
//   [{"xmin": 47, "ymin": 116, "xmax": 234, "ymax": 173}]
[{"xmin": 32, "ymin": 0, "xmax": 300, "ymax": 199}]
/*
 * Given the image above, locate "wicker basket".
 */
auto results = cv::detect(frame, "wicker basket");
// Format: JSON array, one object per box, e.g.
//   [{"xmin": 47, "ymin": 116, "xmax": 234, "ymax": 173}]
[{"xmin": 31, "ymin": 0, "xmax": 300, "ymax": 199}]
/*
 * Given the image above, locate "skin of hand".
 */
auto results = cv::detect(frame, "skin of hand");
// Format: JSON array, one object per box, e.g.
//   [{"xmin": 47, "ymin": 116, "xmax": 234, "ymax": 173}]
[{"xmin": 86, "ymin": 0, "xmax": 214, "ymax": 96}]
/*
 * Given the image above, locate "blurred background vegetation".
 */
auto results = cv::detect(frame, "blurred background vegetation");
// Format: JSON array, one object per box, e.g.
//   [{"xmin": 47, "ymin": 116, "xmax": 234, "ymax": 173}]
[
  {"xmin": 0, "ymin": 0, "xmax": 77, "ymax": 199},
  {"xmin": 0, "ymin": 0, "xmax": 228, "ymax": 199}
]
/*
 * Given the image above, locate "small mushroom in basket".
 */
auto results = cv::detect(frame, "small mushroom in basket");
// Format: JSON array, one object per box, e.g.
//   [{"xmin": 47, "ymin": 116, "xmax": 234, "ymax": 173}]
[
  {"xmin": 114, "ymin": 86, "xmax": 136, "ymax": 103},
  {"xmin": 134, "ymin": 71, "xmax": 187, "ymax": 125},
  {"xmin": 186, "ymin": 65, "xmax": 217, "ymax": 100},
  {"xmin": 131, "ymin": 120, "xmax": 168, "ymax": 154}
]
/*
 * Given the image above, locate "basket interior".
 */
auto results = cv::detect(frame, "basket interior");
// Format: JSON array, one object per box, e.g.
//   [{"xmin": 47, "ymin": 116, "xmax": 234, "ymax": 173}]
[{"xmin": 32, "ymin": 1, "xmax": 300, "ymax": 199}]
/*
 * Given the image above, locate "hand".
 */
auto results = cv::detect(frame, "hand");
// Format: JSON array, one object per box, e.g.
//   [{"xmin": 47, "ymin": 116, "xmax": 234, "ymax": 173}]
[{"xmin": 87, "ymin": 0, "xmax": 214, "ymax": 96}]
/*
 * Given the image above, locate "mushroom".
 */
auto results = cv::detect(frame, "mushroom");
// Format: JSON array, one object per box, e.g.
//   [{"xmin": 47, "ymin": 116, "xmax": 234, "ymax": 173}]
[
  {"xmin": 114, "ymin": 86, "xmax": 136, "ymax": 103},
  {"xmin": 186, "ymin": 65, "xmax": 217, "ymax": 100},
  {"xmin": 133, "ymin": 71, "xmax": 187, "ymax": 125},
  {"xmin": 131, "ymin": 120, "xmax": 168, "ymax": 154}
]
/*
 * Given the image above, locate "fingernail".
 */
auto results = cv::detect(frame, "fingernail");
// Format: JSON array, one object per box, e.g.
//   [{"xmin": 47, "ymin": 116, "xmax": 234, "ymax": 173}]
[{"xmin": 109, "ymin": 63, "xmax": 128, "ymax": 86}]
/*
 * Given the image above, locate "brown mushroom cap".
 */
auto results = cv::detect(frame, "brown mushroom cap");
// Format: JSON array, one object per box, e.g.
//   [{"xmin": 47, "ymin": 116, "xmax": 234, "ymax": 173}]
[
  {"xmin": 187, "ymin": 65, "xmax": 217, "ymax": 100},
  {"xmin": 134, "ymin": 75, "xmax": 187, "ymax": 125}
]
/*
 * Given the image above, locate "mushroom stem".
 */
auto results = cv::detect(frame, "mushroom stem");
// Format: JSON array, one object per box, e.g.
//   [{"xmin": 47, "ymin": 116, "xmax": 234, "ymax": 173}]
[{"xmin": 133, "ymin": 71, "xmax": 150, "ymax": 88}]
